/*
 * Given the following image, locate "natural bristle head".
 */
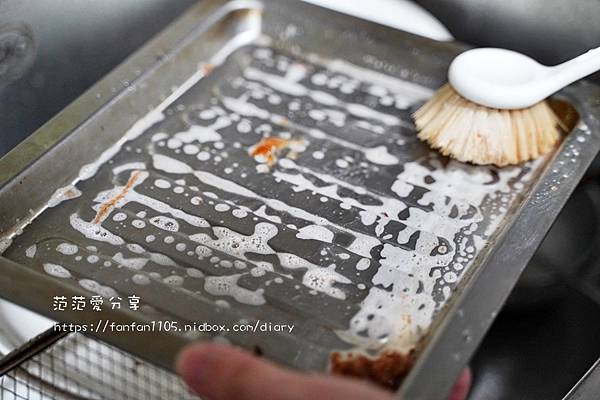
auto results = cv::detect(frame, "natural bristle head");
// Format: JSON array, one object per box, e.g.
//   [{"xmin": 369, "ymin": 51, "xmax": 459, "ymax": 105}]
[{"xmin": 413, "ymin": 84, "xmax": 562, "ymax": 167}]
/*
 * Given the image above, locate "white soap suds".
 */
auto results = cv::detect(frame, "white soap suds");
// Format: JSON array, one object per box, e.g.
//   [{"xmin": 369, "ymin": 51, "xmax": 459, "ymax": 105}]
[
  {"xmin": 70, "ymin": 214, "xmax": 125, "ymax": 246},
  {"xmin": 296, "ymin": 224, "xmax": 334, "ymax": 243},
  {"xmin": 149, "ymin": 216, "xmax": 180, "ymax": 232},
  {"xmin": 113, "ymin": 252, "xmax": 148, "ymax": 270},
  {"xmin": 112, "ymin": 162, "xmax": 146, "ymax": 175},
  {"xmin": 56, "ymin": 243, "xmax": 78, "ymax": 256},
  {"xmin": 25, "ymin": 244, "xmax": 37, "ymax": 258},
  {"xmin": 43, "ymin": 263, "xmax": 71, "ymax": 279},
  {"xmin": 132, "ymin": 274, "xmax": 151, "ymax": 285},
  {"xmin": 152, "ymin": 154, "xmax": 194, "ymax": 175},
  {"xmin": 79, "ymin": 279, "xmax": 118, "ymax": 297},
  {"xmin": 204, "ymin": 274, "xmax": 266, "ymax": 306},
  {"xmin": 47, "ymin": 185, "xmax": 82, "ymax": 208},
  {"xmin": 154, "ymin": 179, "xmax": 171, "ymax": 189}
]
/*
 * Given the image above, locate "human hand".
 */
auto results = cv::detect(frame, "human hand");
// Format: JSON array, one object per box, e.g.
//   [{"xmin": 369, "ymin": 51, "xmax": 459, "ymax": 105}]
[{"xmin": 177, "ymin": 344, "xmax": 471, "ymax": 400}]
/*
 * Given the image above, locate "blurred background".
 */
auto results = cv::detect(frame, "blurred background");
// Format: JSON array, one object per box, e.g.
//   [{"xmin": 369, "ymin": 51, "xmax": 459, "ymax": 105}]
[{"xmin": 1, "ymin": 1, "xmax": 600, "ymax": 398}]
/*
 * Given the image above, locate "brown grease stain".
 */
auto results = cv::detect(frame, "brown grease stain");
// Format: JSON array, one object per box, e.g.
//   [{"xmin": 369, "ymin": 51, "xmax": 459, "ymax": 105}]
[
  {"xmin": 93, "ymin": 170, "xmax": 142, "ymax": 224},
  {"xmin": 330, "ymin": 350, "xmax": 416, "ymax": 390}
]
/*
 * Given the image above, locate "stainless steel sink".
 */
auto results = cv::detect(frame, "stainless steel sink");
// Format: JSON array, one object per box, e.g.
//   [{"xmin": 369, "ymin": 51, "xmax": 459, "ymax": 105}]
[
  {"xmin": 0, "ymin": 0, "xmax": 197, "ymax": 157},
  {"xmin": 471, "ymin": 179, "xmax": 600, "ymax": 399},
  {"xmin": 1, "ymin": 1, "xmax": 599, "ymax": 399}
]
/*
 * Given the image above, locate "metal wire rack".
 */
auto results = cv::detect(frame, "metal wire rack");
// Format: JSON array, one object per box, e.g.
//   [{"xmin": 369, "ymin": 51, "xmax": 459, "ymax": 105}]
[{"xmin": 0, "ymin": 330, "xmax": 198, "ymax": 400}]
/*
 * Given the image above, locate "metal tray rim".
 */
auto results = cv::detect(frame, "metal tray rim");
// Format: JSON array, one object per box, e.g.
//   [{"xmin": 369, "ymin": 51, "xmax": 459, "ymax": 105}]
[{"xmin": 1, "ymin": 1, "xmax": 600, "ymax": 398}]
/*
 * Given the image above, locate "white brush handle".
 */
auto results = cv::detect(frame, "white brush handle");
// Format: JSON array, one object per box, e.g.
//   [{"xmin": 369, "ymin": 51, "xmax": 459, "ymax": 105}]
[
  {"xmin": 546, "ymin": 46, "xmax": 600, "ymax": 92},
  {"xmin": 449, "ymin": 45, "xmax": 600, "ymax": 109}
]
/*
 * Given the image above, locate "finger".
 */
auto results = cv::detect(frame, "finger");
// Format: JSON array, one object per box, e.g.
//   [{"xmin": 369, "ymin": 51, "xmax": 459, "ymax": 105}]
[
  {"xmin": 448, "ymin": 368, "xmax": 472, "ymax": 400},
  {"xmin": 176, "ymin": 343, "xmax": 393, "ymax": 400}
]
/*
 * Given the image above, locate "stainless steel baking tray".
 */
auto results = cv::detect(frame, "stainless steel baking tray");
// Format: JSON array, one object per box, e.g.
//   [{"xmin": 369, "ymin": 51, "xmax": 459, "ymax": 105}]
[{"xmin": 1, "ymin": 1, "xmax": 599, "ymax": 398}]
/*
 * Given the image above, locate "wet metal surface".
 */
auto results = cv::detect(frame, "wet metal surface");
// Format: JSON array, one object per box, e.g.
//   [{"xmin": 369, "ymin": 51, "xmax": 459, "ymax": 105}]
[{"xmin": 0, "ymin": 1, "xmax": 599, "ymax": 397}]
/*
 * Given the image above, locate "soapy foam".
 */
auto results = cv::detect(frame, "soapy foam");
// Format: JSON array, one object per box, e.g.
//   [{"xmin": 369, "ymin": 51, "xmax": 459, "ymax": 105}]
[
  {"xmin": 43, "ymin": 263, "xmax": 71, "ymax": 279},
  {"xmin": 25, "ymin": 244, "xmax": 37, "ymax": 258},
  {"xmin": 56, "ymin": 243, "xmax": 78, "ymax": 256},
  {"xmin": 79, "ymin": 279, "xmax": 118, "ymax": 297},
  {"xmin": 70, "ymin": 214, "xmax": 125, "ymax": 246},
  {"xmin": 48, "ymin": 185, "xmax": 82, "ymax": 208},
  {"xmin": 296, "ymin": 224, "xmax": 334, "ymax": 243},
  {"xmin": 204, "ymin": 274, "xmax": 266, "ymax": 306},
  {"xmin": 113, "ymin": 252, "xmax": 148, "ymax": 270}
]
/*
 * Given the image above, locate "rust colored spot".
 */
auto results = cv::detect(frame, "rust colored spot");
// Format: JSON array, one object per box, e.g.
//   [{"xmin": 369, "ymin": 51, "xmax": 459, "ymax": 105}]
[
  {"xmin": 93, "ymin": 171, "xmax": 142, "ymax": 224},
  {"xmin": 330, "ymin": 350, "xmax": 416, "ymax": 390},
  {"xmin": 200, "ymin": 63, "xmax": 215, "ymax": 75},
  {"xmin": 63, "ymin": 189, "xmax": 78, "ymax": 199},
  {"xmin": 249, "ymin": 137, "xmax": 294, "ymax": 166}
]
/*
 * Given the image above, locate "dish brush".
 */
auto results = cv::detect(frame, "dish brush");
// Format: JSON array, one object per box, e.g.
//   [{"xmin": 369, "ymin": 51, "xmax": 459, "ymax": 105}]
[{"xmin": 414, "ymin": 47, "xmax": 600, "ymax": 166}]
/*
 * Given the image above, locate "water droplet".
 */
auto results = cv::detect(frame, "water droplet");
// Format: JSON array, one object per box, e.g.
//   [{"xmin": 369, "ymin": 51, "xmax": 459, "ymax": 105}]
[{"xmin": 462, "ymin": 329, "xmax": 472, "ymax": 343}]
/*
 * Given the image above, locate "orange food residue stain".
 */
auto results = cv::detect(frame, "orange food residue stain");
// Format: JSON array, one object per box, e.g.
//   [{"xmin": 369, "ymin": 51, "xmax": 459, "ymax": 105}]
[
  {"xmin": 63, "ymin": 189, "xmax": 78, "ymax": 199},
  {"xmin": 249, "ymin": 137, "xmax": 304, "ymax": 166},
  {"xmin": 200, "ymin": 63, "xmax": 215, "ymax": 75},
  {"xmin": 93, "ymin": 170, "xmax": 142, "ymax": 224}
]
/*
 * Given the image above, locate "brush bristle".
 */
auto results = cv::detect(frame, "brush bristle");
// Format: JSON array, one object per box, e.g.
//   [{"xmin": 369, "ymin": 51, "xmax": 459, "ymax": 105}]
[{"xmin": 413, "ymin": 84, "xmax": 562, "ymax": 166}]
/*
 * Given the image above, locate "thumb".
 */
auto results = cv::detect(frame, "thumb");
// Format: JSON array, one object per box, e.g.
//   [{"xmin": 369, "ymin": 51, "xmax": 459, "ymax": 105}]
[{"xmin": 176, "ymin": 343, "xmax": 393, "ymax": 400}]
